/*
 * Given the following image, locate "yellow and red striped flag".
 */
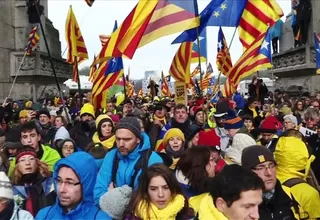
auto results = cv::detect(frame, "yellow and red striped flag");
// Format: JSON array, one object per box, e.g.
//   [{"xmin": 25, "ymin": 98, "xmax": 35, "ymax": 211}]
[
  {"xmin": 169, "ymin": 42, "xmax": 193, "ymax": 85},
  {"xmin": 65, "ymin": 6, "xmax": 88, "ymax": 82},
  {"xmin": 227, "ymin": 30, "xmax": 272, "ymax": 86},
  {"xmin": 238, "ymin": 0, "xmax": 283, "ymax": 49},
  {"xmin": 127, "ymin": 81, "xmax": 135, "ymax": 97},
  {"xmin": 222, "ymin": 78, "xmax": 237, "ymax": 98},
  {"xmin": 85, "ymin": 0, "xmax": 94, "ymax": 7},
  {"xmin": 137, "ymin": 88, "xmax": 143, "ymax": 97},
  {"xmin": 217, "ymin": 27, "xmax": 233, "ymax": 76},
  {"xmin": 94, "ymin": 0, "xmax": 199, "ymax": 63},
  {"xmin": 161, "ymin": 71, "xmax": 171, "ymax": 97},
  {"xmin": 88, "ymin": 55, "xmax": 97, "ymax": 82},
  {"xmin": 99, "ymin": 35, "xmax": 110, "ymax": 47},
  {"xmin": 191, "ymin": 65, "xmax": 200, "ymax": 78},
  {"xmin": 25, "ymin": 25, "xmax": 40, "ymax": 55}
]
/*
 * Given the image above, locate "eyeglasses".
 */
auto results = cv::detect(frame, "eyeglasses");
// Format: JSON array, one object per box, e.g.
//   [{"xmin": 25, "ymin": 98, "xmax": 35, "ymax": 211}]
[
  {"xmin": 252, "ymin": 163, "xmax": 276, "ymax": 172},
  {"xmin": 305, "ymin": 117, "xmax": 315, "ymax": 122},
  {"xmin": 54, "ymin": 178, "xmax": 80, "ymax": 187}
]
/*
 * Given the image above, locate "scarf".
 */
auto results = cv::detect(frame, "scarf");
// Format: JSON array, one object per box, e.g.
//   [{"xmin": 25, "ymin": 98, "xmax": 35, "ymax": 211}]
[
  {"xmin": 198, "ymin": 194, "xmax": 228, "ymax": 220},
  {"xmin": 92, "ymin": 132, "xmax": 116, "ymax": 150},
  {"xmin": 135, "ymin": 194, "xmax": 185, "ymax": 220},
  {"xmin": 154, "ymin": 115, "xmax": 166, "ymax": 125}
]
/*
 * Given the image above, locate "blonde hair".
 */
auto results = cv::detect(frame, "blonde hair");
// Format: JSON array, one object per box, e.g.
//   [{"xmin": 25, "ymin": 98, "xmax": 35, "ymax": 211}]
[{"xmin": 11, "ymin": 159, "xmax": 51, "ymax": 185}]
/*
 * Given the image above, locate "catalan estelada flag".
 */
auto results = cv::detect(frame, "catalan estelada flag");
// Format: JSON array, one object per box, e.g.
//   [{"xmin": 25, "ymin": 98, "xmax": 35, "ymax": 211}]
[
  {"xmin": 92, "ymin": 21, "xmax": 123, "ymax": 110},
  {"xmin": 191, "ymin": 64, "xmax": 200, "ymax": 78},
  {"xmin": 238, "ymin": 0, "xmax": 283, "ymax": 49},
  {"xmin": 227, "ymin": 28, "xmax": 272, "ymax": 85},
  {"xmin": 25, "ymin": 25, "xmax": 40, "ymax": 55},
  {"xmin": 314, "ymin": 32, "xmax": 320, "ymax": 75},
  {"xmin": 191, "ymin": 27, "xmax": 207, "ymax": 63},
  {"xmin": 169, "ymin": 42, "xmax": 193, "ymax": 84},
  {"xmin": 65, "ymin": 5, "xmax": 88, "ymax": 82},
  {"xmin": 217, "ymin": 27, "xmax": 233, "ymax": 76},
  {"xmin": 95, "ymin": 0, "xmax": 199, "ymax": 62},
  {"xmin": 85, "ymin": 0, "xmax": 94, "ymax": 7}
]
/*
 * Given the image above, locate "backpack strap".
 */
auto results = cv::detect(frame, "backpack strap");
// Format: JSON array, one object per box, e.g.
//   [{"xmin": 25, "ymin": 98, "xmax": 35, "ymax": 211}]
[
  {"xmin": 129, "ymin": 149, "xmax": 152, "ymax": 188},
  {"xmin": 111, "ymin": 153, "xmax": 120, "ymax": 187},
  {"xmin": 283, "ymin": 178, "xmax": 305, "ymax": 188}
]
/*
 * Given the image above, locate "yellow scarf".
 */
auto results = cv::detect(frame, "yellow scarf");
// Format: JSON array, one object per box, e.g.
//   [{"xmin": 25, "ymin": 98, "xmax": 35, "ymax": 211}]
[
  {"xmin": 198, "ymin": 194, "xmax": 228, "ymax": 220},
  {"xmin": 153, "ymin": 115, "xmax": 167, "ymax": 125},
  {"xmin": 249, "ymin": 107, "xmax": 258, "ymax": 118},
  {"xmin": 135, "ymin": 194, "xmax": 185, "ymax": 220},
  {"xmin": 92, "ymin": 132, "xmax": 116, "ymax": 150}
]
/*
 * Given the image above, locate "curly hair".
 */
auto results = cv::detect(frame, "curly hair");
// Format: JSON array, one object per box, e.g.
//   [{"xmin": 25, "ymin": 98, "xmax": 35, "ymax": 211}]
[{"xmin": 11, "ymin": 159, "xmax": 51, "ymax": 185}]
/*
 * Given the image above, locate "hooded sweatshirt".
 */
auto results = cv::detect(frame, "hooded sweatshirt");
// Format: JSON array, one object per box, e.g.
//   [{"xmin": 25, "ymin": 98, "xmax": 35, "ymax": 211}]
[
  {"xmin": 275, "ymin": 137, "xmax": 320, "ymax": 218},
  {"xmin": 53, "ymin": 126, "xmax": 70, "ymax": 144},
  {"xmin": 94, "ymin": 132, "xmax": 163, "ymax": 205},
  {"xmin": 35, "ymin": 152, "xmax": 111, "ymax": 220}
]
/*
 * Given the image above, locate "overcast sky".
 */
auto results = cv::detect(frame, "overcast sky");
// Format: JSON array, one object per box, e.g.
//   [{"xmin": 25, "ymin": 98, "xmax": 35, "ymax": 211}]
[{"xmin": 47, "ymin": 0, "xmax": 291, "ymax": 79}]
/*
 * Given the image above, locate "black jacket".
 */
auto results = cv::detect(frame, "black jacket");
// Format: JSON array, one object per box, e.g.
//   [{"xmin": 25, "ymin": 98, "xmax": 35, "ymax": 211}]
[
  {"xmin": 69, "ymin": 121, "xmax": 95, "ymax": 151},
  {"xmin": 259, "ymin": 180, "xmax": 298, "ymax": 220}
]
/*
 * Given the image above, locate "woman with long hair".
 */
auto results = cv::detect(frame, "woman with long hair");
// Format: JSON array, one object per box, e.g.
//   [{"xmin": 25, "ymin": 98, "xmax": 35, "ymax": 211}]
[
  {"xmin": 92, "ymin": 114, "xmax": 116, "ymax": 150},
  {"xmin": 11, "ymin": 146, "xmax": 56, "ymax": 217},
  {"xmin": 175, "ymin": 147, "xmax": 216, "ymax": 199},
  {"xmin": 124, "ymin": 164, "xmax": 189, "ymax": 220}
]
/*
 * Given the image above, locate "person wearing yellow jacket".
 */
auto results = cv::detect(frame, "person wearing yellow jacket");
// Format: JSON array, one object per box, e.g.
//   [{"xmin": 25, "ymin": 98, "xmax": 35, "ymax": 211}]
[
  {"xmin": 275, "ymin": 136, "xmax": 320, "ymax": 219},
  {"xmin": 192, "ymin": 164, "xmax": 263, "ymax": 219},
  {"xmin": 8, "ymin": 121, "xmax": 61, "ymax": 176},
  {"xmin": 92, "ymin": 114, "xmax": 116, "ymax": 150}
]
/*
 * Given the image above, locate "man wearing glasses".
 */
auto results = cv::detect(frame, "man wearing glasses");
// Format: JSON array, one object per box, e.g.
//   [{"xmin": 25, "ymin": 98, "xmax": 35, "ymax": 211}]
[
  {"xmin": 36, "ymin": 152, "xmax": 110, "ymax": 219},
  {"xmin": 242, "ymin": 145, "xmax": 303, "ymax": 220}
]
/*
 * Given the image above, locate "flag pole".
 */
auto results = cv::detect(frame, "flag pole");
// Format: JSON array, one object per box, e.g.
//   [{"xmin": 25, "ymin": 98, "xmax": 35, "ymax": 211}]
[
  {"xmin": 193, "ymin": 0, "xmax": 203, "ymax": 97},
  {"xmin": 215, "ymin": 27, "xmax": 238, "ymax": 93},
  {"xmin": 8, "ymin": 51, "xmax": 28, "ymax": 98},
  {"xmin": 34, "ymin": 2, "xmax": 71, "ymax": 124},
  {"xmin": 123, "ymin": 73, "xmax": 127, "ymax": 100},
  {"xmin": 75, "ymin": 57, "xmax": 82, "ymax": 97}
]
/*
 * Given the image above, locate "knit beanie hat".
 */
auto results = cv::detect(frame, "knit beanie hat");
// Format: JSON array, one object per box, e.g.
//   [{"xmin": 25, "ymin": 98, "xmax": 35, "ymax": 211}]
[
  {"xmin": 193, "ymin": 106, "xmax": 203, "ymax": 116},
  {"xmin": 96, "ymin": 114, "xmax": 114, "ymax": 129},
  {"xmin": 259, "ymin": 116, "xmax": 280, "ymax": 133},
  {"xmin": 283, "ymin": 114, "xmax": 298, "ymax": 126},
  {"xmin": 37, "ymin": 108, "xmax": 50, "ymax": 119},
  {"xmin": 19, "ymin": 110, "xmax": 29, "ymax": 118},
  {"xmin": 15, "ymin": 146, "xmax": 37, "ymax": 163},
  {"xmin": 241, "ymin": 145, "xmax": 276, "ymax": 169},
  {"xmin": 99, "ymin": 185, "xmax": 132, "ymax": 220},
  {"xmin": 184, "ymin": 124, "xmax": 202, "ymax": 142},
  {"xmin": 80, "ymin": 103, "xmax": 95, "ymax": 119},
  {"xmin": 197, "ymin": 129, "xmax": 221, "ymax": 149},
  {"xmin": 115, "ymin": 117, "xmax": 142, "ymax": 140},
  {"xmin": 225, "ymin": 133, "xmax": 256, "ymax": 165},
  {"xmin": 224, "ymin": 110, "xmax": 244, "ymax": 130},
  {"xmin": 163, "ymin": 128, "xmax": 185, "ymax": 146},
  {"xmin": 0, "ymin": 172, "xmax": 13, "ymax": 200}
]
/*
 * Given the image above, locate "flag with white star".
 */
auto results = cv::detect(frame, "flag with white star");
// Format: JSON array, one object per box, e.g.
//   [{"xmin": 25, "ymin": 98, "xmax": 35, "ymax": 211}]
[
  {"xmin": 259, "ymin": 29, "xmax": 272, "ymax": 63},
  {"xmin": 216, "ymin": 27, "xmax": 233, "ymax": 76},
  {"xmin": 314, "ymin": 32, "xmax": 320, "ymax": 74}
]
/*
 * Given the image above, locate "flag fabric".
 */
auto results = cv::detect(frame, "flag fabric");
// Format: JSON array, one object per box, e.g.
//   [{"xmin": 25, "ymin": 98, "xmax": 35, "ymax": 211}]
[
  {"xmin": 85, "ymin": 0, "xmax": 94, "ymax": 7},
  {"xmin": 25, "ymin": 25, "xmax": 40, "ymax": 55},
  {"xmin": 191, "ymin": 27, "xmax": 207, "ymax": 63},
  {"xmin": 222, "ymin": 77, "xmax": 237, "ymax": 97},
  {"xmin": 217, "ymin": 27, "xmax": 233, "ymax": 76},
  {"xmin": 99, "ymin": 35, "xmax": 110, "ymax": 47},
  {"xmin": 207, "ymin": 76, "xmax": 216, "ymax": 95},
  {"xmin": 191, "ymin": 64, "xmax": 201, "ymax": 78},
  {"xmin": 92, "ymin": 21, "xmax": 124, "ymax": 110},
  {"xmin": 127, "ymin": 80, "xmax": 135, "ymax": 97},
  {"xmin": 227, "ymin": 28, "xmax": 272, "ymax": 85},
  {"xmin": 204, "ymin": 63, "xmax": 213, "ymax": 78},
  {"xmin": 161, "ymin": 72, "xmax": 171, "ymax": 97},
  {"xmin": 65, "ymin": 6, "xmax": 89, "ymax": 82},
  {"xmin": 173, "ymin": 0, "xmax": 246, "ymax": 44},
  {"xmin": 106, "ymin": 76, "xmax": 125, "ymax": 100},
  {"xmin": 137, "ymin": 88, "xmax": 143, "ymax": 97},
  {"xmin": 200, "ymin": 75, "xmax": 212, "ymax": 90},
  {"xmin": 95, "ymin": 0, "xmax": 199, "ymax": 62},
  {"xmin": 238, "ymin": 0, "xmax": 283, "ymax": 49},
  {"xmin": 314, "ymin": 32, "xmax": 320, "ymax": 75},
  {"xmin": 169, "ymin": 42, "xmax": 193, "ymax": 84},
  {"xmin": 88, "ymin": 55, "xmax": 97, "ymax": 82}
]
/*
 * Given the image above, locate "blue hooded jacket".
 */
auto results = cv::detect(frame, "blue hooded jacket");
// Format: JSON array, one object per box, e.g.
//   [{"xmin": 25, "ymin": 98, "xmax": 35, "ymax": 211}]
[
  {"xmin": 94, "ymin": 132, "xmax": 163, "ymax": 205},
  {"xmin": 35, "ymin": 152, "xmax": 111, "ymax": 220}
]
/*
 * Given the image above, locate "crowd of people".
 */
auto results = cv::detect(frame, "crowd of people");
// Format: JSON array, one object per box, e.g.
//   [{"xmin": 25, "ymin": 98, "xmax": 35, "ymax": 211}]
[{"xmin": 0, "ymin": 78, "xmax": 320, "ymax": 219}]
